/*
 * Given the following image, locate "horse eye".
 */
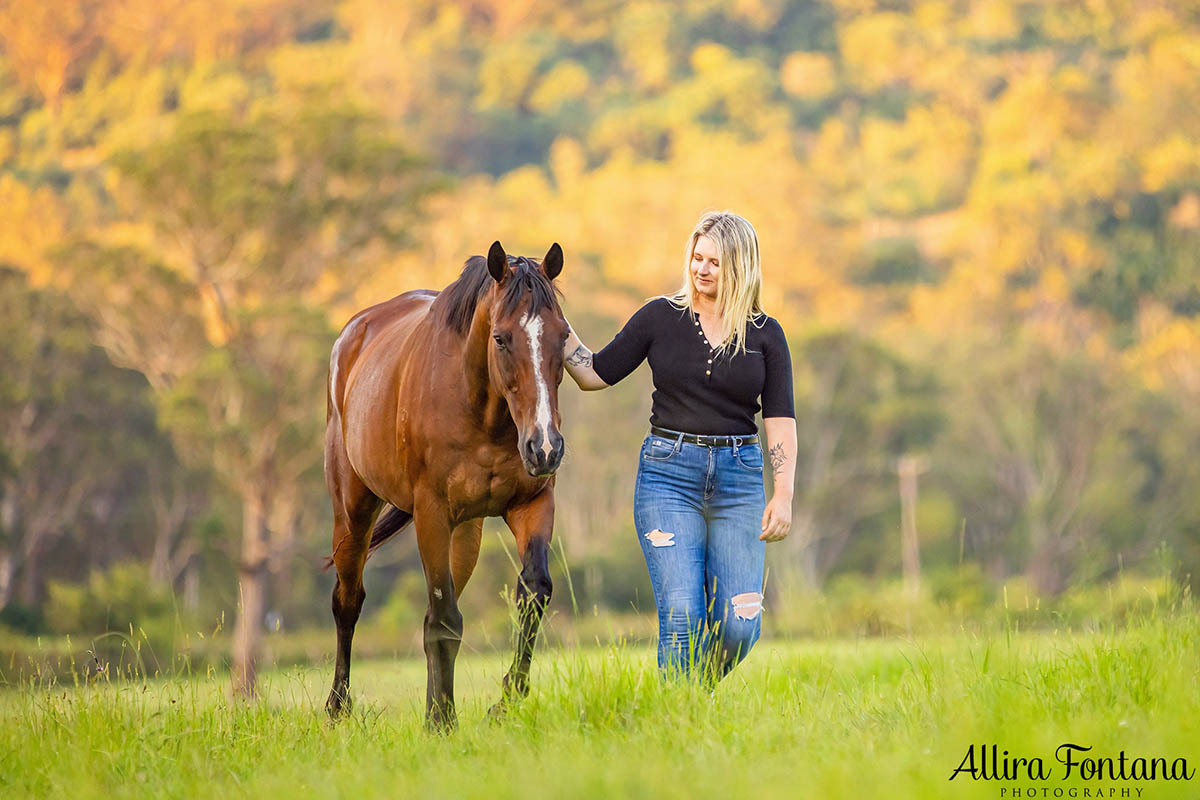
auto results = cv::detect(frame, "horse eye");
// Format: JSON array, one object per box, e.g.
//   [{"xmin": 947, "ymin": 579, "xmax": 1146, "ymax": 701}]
[{"xmin": 493, "ymin": 334, "xmax": 506, "ymax": 349}]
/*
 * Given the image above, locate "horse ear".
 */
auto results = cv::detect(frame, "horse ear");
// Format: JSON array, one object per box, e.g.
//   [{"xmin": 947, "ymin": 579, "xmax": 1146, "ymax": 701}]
[
  {"xmin": 542, "ymin": 242, "xmax": 563, "ymax": 280},
  {"xmin": 487, "ymin": 241, "xmax": 507, "ymax": 282}
]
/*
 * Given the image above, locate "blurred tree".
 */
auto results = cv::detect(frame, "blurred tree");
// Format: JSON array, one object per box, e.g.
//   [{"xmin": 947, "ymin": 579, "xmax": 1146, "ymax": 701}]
[
  {"xmin": 1, "ymin": 0, "xmax": 1199, "ymax": 636},
  {"xmin": 59, "ymin": 99, "xmax": 436, "ymax": 694},
  {"xmin": 613, "ymin": 2, "xmax": 674, "ymax": 93},
  {"xmin": 0, "ymin": 268, "xmax": 164, "ymax": 611},
  {"xmin": 783, "ymin": 329, "xmax": 942, "ymax": 587},
  {"xmin": 938, "ymin": 340, "xmax": 1121, "ymax": 595},
  {"xmin": 0, "ymin": 0, "xmax": 103, "ymax": 112},
  {"xmin": 0, "ymin": 177, "xmax": 69, "ymax": 285}
]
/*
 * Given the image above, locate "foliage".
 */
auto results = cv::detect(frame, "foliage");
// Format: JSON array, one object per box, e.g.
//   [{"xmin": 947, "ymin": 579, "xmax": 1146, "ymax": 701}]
[
  {"xmin": 0, "ymin": 268, "xmax": 183, "ymax": 611},
  {"xmin": 45, "ymin": 562, "xmax": 175, "ymax": 637},
  {"xmin": 0, "ymin": 0, "xmax": 1197, "ymax": 646}
]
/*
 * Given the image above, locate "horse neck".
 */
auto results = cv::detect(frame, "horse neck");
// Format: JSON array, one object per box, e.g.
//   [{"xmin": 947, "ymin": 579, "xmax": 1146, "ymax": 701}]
[{"xmin": 462, "ymin": 297, "xmax": 511, "ymax": 431}]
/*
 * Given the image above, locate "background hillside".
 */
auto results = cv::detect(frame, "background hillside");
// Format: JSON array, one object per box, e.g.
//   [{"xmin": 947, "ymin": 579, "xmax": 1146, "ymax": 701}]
[{"xmin": 0, "ymin": 0, "xmax": 1197, "ymax": 669}]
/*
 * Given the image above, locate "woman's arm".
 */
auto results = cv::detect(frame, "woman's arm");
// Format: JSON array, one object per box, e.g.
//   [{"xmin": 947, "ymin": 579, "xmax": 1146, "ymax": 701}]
[
  {"xmin": 562, "ymin": 322, "xmax": 609, "ymax": 391},
  {"xmin": 562, "ymin": 304, "xmax": 656, "ymax": 391},
  {"xmin": 760, "ymin": 416, "xmax": 797, "ymax": 542},
  {"xmin": 759, "ymin": 317, "xmax": 795, "ymax": 542}
]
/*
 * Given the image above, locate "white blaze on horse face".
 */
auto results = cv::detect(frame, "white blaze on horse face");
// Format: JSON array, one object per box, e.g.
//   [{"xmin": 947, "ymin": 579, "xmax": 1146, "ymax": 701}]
[{"xmin": 519, "ymin": 311, "xmax": 554, "ymax": 456}]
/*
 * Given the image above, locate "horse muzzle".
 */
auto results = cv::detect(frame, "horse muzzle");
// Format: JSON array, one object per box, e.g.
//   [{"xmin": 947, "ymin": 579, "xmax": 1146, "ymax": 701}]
[{"xmin": 520, "ymin": 429, "xmax": 564, "ymax": 477}]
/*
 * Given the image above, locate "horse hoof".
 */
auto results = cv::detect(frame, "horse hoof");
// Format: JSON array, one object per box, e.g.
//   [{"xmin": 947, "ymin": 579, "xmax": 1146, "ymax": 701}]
[
  {"xmin": 424, "ymin": 714, "xmax": 457, "ymax": 734},
  {"xmin": 325, "ymin": 692, "xmax": 352, "ymax": 720},
  {"xmin": 486, "ymin": 701, "xmax": 508, "ymax": 723}
]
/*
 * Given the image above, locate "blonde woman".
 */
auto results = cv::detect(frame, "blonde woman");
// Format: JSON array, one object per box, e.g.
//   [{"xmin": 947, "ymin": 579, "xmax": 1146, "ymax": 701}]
[{"xmin": 563, "ymin": 211, "xmax": 797, "ymax": 680}]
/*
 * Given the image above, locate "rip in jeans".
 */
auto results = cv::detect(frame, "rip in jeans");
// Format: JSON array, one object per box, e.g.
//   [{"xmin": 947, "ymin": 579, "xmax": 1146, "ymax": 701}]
[
  {"xmin": 730, "ymin": 592, "xmax": 763, "ymax": 620},
  {"xmin": 645, "ymin": 529, "xmax": 675, "ymax": 548}
]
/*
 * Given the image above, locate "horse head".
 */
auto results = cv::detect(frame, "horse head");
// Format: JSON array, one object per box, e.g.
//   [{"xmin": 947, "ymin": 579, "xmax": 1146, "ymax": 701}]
[{"xmin": 484, "ymin": 240, "xmax": 568, "ymax": 477}]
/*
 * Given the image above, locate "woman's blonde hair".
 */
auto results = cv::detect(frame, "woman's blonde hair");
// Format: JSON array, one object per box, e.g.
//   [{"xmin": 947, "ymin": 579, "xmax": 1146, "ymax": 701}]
[{"xmin": 666, "ymin": 210, "xmax": 765, "ymax": 356}]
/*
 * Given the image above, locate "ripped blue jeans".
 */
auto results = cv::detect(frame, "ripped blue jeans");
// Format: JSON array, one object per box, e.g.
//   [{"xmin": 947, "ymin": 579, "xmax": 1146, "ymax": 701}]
[{"xmin": 633, "ymin": 428, "xmax": 767, "ymax": 679}]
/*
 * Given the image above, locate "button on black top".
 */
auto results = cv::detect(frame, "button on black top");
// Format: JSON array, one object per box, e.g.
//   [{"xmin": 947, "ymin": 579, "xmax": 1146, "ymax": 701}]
[{"xmin": 592, "ymin": 297, "xmax": 795, "ymax": 435}]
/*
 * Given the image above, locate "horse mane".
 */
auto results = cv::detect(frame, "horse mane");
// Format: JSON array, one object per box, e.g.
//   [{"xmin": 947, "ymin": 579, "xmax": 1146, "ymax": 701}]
[{"xmin": 432, "ymin": 254, "xmax": 562, "ymax": 336}]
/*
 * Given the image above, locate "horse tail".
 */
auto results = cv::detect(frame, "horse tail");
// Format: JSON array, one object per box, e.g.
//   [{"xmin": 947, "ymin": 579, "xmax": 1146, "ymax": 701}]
[
  {"xmin": 366, "ymin": 506, "xmax": 414, "ymax": 558},
  {"xmin": 321, "ymin": 505, "xmax": 414, "ymax": 570}
]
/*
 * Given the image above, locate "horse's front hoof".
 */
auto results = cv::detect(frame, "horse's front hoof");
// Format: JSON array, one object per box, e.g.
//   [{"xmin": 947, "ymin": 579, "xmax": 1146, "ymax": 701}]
[
  {"xmin": 326, "ymin": 690, "xmax": 352, "ymax": 720},
  {"xmin": 424, "ymin": 712, "xmax": 457, "ymax": 734}
]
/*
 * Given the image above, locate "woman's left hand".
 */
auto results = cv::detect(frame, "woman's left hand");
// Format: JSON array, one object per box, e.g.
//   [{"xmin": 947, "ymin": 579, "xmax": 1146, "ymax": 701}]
[{"xmin": 760, "ymin": 494, "xmax": 792, "ymax": 542}]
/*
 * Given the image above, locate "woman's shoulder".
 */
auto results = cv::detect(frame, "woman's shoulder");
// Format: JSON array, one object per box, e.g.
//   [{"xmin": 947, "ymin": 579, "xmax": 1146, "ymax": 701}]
[
  {"xmin": 650, "ymin": 295, "xmax": 683, "ymax": 311},
  {"xmin": 748, "ymin": 311, "xmax": 788, "ymax": 347},
  {"xmin": 749, "ymin": 310, "xmax": 785, "ymax": 333},
  {"xmin": 634, "ymin": 295, "xmax": 686, "ymax": 320}
]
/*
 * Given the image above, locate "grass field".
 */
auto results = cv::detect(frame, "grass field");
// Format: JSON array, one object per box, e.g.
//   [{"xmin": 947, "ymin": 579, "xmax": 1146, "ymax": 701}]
[{"xmin": 2, "ymin": 612, "xmax": 1198, "ymax": 799}]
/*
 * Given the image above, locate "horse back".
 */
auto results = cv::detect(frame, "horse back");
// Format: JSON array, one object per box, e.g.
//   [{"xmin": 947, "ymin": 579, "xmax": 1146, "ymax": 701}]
[{"xmin": 328, "ymin": 289, "xmax": 438, "ymax": 428}]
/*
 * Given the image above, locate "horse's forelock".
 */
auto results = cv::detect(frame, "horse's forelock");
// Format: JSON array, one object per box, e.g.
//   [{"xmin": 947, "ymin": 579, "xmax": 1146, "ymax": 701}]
[
  {"xmin": 434, "ymin": 254, "xmax": 562, "ymax": 336},
  {"xmin": 495, "ymin": 256, "xmax": 562, "ymax": 326}
]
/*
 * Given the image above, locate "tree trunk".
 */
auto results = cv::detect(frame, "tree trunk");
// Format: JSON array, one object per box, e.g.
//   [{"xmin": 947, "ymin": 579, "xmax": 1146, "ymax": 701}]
[
  {"xmin": 182, "ymin": 558, "xmax": 200, "ymax": 613},
  {"xmin": 0, "ymin": 489, "xmax": 16, "ymax": 608},
  {"xmin": 147, "ymin": 468, "xmax": 200, "ymax": 591},
  {"xmin": 17, "ymin": 539, "xmax": 43, "ymax": 608},
  {"xmin": 0, "ymin": 550, "xmax": 14, "ymax": 609},
  {"xmin": 231, "ymin": 492, "xmax": 269, "ymax": 697},
  {"xmin": 149, "ymin": 528, "xmax": 173, "ymax": 589},
  {"xmin": 897, "ymin": 455, "xmax": 926, "ymax": 597},
  {"xmin": 1028, "ymin": 519, "xmax": 1066, "ymax": 597}
]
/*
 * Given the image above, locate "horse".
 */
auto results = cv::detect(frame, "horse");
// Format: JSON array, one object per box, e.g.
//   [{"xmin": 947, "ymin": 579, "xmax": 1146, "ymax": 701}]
[{"xmin": 323, "ymin": 241, "xmax": 568, "ymax": 730}]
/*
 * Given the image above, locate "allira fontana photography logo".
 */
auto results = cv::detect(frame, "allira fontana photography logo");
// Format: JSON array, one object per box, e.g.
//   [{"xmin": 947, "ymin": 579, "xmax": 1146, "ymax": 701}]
[{"xmin": 949, "ymin": 743, "xmax": 1195, "ymax": 797}]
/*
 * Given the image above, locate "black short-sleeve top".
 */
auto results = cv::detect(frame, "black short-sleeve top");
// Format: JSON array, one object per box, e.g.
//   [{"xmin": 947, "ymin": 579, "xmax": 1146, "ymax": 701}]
[{"xmin": 591, "ymin": 297, "xmax": 795, "ymax": 436}]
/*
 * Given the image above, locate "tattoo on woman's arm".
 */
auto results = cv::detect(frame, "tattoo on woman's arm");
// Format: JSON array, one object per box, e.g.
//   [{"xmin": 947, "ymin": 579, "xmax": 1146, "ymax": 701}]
[
  {"xmin": 769, "ymin": 443, "xmax": 787, "ymax": 476},
  {"xmin": 566, "ymin": 345, "xmax": 593, "ymax": 368}
]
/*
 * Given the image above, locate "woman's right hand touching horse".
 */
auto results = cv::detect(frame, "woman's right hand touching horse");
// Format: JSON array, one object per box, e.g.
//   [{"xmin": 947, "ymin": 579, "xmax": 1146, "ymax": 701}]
[{"xmin": 562, "ymin": 320, "xmax": 609, "ymax": 391}]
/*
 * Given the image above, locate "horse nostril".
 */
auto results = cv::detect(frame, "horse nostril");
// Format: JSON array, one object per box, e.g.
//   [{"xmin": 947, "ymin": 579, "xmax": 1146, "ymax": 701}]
[{"xmin": 523, "ymin": 439, "xmax": 542, "ymax": 467}]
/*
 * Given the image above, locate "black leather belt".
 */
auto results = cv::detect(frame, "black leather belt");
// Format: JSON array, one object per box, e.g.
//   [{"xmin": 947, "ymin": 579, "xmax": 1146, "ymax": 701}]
[{"xmin": 650, "ymin": 425, "xmax": 757, "ymax": 447}]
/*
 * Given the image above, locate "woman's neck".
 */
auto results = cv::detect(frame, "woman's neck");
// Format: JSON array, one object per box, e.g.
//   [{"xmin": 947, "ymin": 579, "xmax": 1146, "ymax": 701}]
[{"xmin": 692, "ymin": 294, "xmax": 719, "ymax": 317}]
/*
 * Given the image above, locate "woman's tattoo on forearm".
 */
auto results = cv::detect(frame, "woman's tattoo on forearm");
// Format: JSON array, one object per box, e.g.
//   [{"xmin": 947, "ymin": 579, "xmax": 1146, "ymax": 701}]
[
  {"xmin": 769, "ymin": 443, "xmax": 787, "ymax": 475},
  {"xmin": 566, "ymin": 345, "xmax": 592, "ymax": 368}
]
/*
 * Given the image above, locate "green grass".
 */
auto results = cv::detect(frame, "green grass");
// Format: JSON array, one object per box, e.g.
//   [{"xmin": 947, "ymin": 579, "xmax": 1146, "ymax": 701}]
[{"xmin": 2, "ymin": 613, "xmax": 1198, "ymax": 799}]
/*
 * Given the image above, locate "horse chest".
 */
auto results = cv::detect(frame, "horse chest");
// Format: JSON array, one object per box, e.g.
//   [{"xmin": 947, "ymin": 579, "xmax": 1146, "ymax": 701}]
[{"xmin": 443, "ymin": 450, "xmax": 540, "ymax": 520}]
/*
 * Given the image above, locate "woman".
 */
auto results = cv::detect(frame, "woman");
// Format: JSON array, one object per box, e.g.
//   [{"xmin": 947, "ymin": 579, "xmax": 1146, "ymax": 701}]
[{"xmin": 562, "ymin": 210, "xmax": 797, "ymax": 681}]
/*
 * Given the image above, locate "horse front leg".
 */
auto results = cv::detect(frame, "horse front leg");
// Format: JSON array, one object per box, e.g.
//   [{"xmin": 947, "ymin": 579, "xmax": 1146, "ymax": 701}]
[
  {"xmin": 413, "ymin": 496, "xmax": 463, "ymax": 732},
  {"xmin": 490, "ymin": 488, "xmax": 555, "ymax": 717}
]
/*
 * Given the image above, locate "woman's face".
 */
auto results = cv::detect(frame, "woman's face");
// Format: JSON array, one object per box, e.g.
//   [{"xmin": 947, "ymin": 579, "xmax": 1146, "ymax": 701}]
[{"xmin": 691, "ymin": 234, "xmax": 721, "ymax": 302}]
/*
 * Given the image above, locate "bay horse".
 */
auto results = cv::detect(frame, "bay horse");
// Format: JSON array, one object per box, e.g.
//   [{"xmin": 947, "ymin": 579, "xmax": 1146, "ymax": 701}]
[{"xmin": 324, "ymin": 241, "xmax": 568, "ymax": 730}]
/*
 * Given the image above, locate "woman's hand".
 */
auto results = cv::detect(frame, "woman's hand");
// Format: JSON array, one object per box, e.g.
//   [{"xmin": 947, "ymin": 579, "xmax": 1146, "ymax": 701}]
[{"xmin": 760, "ymin": 493, "xmax": 792, "ymax": 542}]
